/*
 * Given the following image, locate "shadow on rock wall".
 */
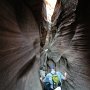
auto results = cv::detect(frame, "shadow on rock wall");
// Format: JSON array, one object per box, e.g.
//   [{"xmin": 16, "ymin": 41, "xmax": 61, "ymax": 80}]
[{"xmin": 0, "ymin": 0, "xmax": 42, "ymax": 90}]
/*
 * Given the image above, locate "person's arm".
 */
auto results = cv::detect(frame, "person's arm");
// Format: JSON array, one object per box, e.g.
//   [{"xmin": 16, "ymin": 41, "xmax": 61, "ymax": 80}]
[
  {"xmin": 40, "ymin": 77, "xmax": 43, "ymax": 81},
  {"xmin": 64, "ymin": 72, "xmax": 67, "ymax": 80},
  {"xmin": 61, "ymin": 72, "xmax": 67, "ymax": 80}
]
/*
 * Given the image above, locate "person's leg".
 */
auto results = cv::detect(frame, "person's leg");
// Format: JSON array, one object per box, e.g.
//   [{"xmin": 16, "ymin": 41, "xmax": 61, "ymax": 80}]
[{"xmin": 49, "ymin": 88, "xmax": 53, "ymax": 90}]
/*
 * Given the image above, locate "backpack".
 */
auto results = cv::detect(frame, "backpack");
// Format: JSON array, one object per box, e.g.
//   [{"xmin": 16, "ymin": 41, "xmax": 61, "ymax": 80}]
[{"xmin": 52, "ymin": 74, "xmax": 59, "ymax": 85}]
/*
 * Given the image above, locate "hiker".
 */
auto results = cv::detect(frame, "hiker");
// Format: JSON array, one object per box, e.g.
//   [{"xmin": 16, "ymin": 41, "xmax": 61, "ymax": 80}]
[{"xmin": 40, "ymin": 64, "xmax": 67, "ymax": 90}]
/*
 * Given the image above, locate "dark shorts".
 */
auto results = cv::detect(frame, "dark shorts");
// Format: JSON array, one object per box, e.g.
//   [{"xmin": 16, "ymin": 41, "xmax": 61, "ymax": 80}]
[
  {"xmin": 44, "ymin": 82, "xmax": 61, "ymax": 90},
  {"xmin": 44, "ymin": 82, "xmax": 53, "ymax": 90}
]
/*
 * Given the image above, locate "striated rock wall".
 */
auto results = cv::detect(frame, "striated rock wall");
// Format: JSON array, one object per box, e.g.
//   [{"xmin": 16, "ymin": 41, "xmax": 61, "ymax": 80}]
[
  {"xmin": 0, "ymin": 0, "xmax": 42, "ymax": 90},
  {"xmin": 48, "ymin": 0, "xmax": 90, "ymax": 90}
]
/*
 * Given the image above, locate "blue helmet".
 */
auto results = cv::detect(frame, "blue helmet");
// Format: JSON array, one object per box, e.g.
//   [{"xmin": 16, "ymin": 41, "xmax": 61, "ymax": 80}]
[{"xmin": 50, "ymin": 64, "xmax": 55, "ymax": 69}]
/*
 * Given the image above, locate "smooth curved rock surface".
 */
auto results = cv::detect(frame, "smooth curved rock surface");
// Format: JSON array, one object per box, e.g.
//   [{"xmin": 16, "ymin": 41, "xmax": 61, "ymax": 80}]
[{"xmin": 0, "ymin": 0, "xmax": 42, "ymax": 90}]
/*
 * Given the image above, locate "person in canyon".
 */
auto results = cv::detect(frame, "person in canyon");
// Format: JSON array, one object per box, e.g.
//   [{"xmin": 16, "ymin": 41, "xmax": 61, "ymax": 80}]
[{"xmin": 40, "ymin": 64, "xmax": 67, "ymax": 90}]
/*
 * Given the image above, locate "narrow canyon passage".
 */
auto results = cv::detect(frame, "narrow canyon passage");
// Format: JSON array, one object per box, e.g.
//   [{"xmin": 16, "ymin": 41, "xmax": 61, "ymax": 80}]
[{"xmin": 0, "ymin": 0, "xmax": 90, "ymax": 90}]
